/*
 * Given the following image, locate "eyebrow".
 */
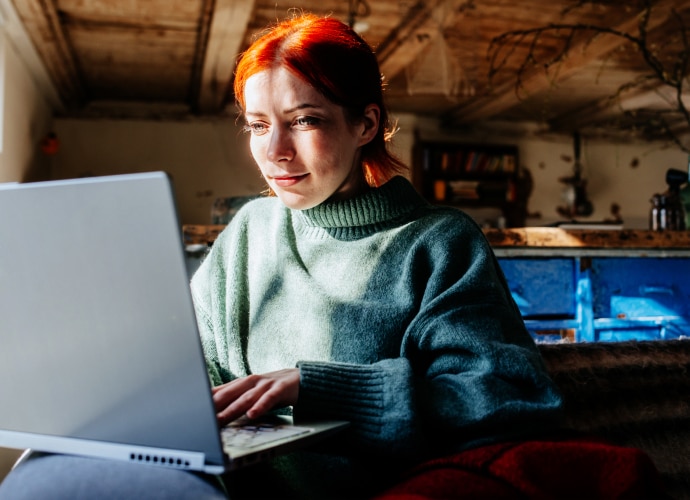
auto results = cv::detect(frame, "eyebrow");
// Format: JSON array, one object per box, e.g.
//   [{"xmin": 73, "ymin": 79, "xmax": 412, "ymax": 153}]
[
  {"xmin": 245, "ymin": 102, "xmax": 323, "ymax": 118},
  {"xmin": 285, "ymin": 103, "xmax": 322, "ymax": 114}
]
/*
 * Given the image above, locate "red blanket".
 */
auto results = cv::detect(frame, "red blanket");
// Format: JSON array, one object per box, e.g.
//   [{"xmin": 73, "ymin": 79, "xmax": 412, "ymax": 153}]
[{"xmin": 374, "ymin": 436, "xmax": 667, "ymax": 499}]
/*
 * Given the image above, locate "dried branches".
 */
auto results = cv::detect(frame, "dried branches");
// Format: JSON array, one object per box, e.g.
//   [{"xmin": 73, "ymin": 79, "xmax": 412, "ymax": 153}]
[{"xmin": 487, "ymin": 0, "xmax": 690, "ymax": 150}]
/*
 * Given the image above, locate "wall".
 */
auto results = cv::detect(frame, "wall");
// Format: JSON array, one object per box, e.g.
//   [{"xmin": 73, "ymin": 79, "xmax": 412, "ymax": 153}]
[
  {"xmin": 521, "ymin": 136, "xmax": 687, "ymax": 229},
  {"xmin": 0, "ymin": 29, "xmax": 53, "ymax": 182},
  {"xmin": 407, "ymin": 117, "xmax": 688, "ymax": 229},
  {"xmin": 52, "ymin": 114, "xmax": 688, "ymax": 228},
  {"xmin": 53, "ymin": 118, "xmax": 264, "ymax": 225}
]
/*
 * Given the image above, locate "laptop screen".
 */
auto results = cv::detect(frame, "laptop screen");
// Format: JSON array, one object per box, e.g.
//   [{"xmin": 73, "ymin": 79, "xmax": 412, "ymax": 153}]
[{"xmin": 0, "ymin": 173, "xmax": 225, "ymax": 467}]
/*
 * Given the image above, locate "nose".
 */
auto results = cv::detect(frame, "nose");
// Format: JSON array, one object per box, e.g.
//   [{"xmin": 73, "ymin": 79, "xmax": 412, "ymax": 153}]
[{"xmin": 266, "ymin": 127, "xmax": 294, "ymax": 163}]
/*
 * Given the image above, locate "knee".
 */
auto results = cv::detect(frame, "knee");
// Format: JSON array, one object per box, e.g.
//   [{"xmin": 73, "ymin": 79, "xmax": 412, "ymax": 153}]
[{"xmin": 0, "ymin": 453, "xmax": 227, "ymax": 500}]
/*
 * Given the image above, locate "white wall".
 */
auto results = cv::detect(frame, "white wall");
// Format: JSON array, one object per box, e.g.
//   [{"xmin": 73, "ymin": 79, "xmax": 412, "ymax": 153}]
[
  {"xmin": 53, "ymin": 118, "xmax": 264, "ymax": 225},
  {"xmin": 0, "ymin": 28, "xmax": 53, "ymax": 182},
  {"xmin": 51, "ymin": 114, "xmax": 688, "ymax": 228},
  {"xmin": 521, "ymin": 136, "xmax": 686, "ymax": 229},
  {"xmin": 403, "ymin": 116, "xmax": 687, "ymax": 229}
]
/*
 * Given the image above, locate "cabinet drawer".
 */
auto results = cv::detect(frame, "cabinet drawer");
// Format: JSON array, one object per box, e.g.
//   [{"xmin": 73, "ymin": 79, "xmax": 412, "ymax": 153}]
[
  {"xmin": 498, "ymin": 258, "xmax": 576, "ymax": 317},
  {"xmin": 591, "ymin": 258, "xmax": 690, "ymax": 319},
  {"xmin": 593, "ymin": 317, "xmax": 690, "ymax": 342}
]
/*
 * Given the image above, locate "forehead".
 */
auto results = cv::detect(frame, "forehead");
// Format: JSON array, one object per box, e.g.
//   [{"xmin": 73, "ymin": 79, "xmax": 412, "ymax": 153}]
[{"xmin": 244, "ymin": 67, "xmax": 327, "ymax": 113}]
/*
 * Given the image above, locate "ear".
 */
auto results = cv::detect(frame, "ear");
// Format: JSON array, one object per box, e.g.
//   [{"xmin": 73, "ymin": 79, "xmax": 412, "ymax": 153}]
[{"xmin": 357, "ymin": 104, "xmax": 380, "ymax": 147}]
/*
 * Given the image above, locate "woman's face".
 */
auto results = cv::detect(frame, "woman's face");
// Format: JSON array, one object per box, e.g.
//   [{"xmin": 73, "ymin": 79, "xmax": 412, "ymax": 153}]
[{"xmin": 243, "ymin": 67, "xmax": 379, "ymax": 210}]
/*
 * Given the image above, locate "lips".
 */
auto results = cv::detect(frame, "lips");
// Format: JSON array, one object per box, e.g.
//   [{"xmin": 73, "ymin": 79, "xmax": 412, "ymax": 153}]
[{"xmin": 271, "ymin": 173, "xmax": 309, "ymax": 187}]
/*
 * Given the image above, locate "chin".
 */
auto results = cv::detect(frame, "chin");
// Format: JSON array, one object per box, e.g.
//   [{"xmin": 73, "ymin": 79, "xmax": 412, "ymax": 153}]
[{"xmin": 275, "ymin": 192, "xmax": 322, "ymax": 211}]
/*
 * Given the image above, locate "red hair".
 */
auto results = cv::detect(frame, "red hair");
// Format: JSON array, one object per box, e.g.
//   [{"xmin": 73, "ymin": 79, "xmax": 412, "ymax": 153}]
[{"xmin": 233, "ymin": 13, "xmax": 407, "ymax": 186}]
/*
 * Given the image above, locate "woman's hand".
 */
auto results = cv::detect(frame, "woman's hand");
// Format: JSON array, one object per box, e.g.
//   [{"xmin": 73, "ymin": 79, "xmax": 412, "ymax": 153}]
[{"xmin": 212, "ymin": 368, "xmax": 300, "ymax": 425}]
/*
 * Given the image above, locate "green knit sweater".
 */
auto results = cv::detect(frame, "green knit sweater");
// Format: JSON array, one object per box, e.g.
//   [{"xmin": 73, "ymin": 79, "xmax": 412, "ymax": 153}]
[{"xmin": 191, "ymin": 176, "xmax": 562, "ymax": 463}]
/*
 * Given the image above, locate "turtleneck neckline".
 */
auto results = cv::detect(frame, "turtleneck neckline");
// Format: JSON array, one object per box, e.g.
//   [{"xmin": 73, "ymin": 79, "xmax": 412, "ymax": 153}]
[{"xmin": 291, "ymin": 176, "xmax": 427, "ymax": 239}]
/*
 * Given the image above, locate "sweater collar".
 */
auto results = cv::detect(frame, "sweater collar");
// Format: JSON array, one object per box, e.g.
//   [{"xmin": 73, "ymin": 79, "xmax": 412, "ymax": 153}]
[{"xmin": 292, "ymin": 176, "xmax": 427, "ymax": 234}]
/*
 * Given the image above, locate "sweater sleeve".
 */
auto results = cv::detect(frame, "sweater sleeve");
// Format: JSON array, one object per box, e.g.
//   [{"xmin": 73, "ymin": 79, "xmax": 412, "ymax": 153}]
[
  {"xmin": 190, "ymin": 239, "xmax": 232, "ymax": 387},
  {"xmin": 190, "ymin": 213, "xmax": 253, "ymax": 387},
  {"xmin": 295, "ymin": 215, "xmax": 563, "ymax": 459}
]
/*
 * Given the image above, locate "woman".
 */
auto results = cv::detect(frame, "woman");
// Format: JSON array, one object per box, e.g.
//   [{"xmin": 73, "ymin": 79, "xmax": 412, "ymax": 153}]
[
  {"xmin": 190, "ymin": 12, "xmax": 563, "ymax": 498},
  {"xmin": 0, "ymin": 13, "xmax": 564, "ymax": 500}
]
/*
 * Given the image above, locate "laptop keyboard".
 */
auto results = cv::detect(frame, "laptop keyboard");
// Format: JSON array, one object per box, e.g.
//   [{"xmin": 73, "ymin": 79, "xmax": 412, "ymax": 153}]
[{"xmin": 221, "ymin": 420, "xmax": 311, "ymax": 449}]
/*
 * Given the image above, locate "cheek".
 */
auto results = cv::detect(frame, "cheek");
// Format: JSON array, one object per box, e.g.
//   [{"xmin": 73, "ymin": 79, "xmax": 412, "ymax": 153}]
[
  {"xmin": 249, "ymin": 136, "xmax": 266, "ymax": 166},
  {"xmin": 307, "ymin": 135, "xmax": 346, "ymax": 168}
]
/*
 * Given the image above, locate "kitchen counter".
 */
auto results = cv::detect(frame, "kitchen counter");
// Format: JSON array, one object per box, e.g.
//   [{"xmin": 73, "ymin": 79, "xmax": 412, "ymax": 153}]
[
  {"xmin": 184, "ymin": 225, "xmax": 690, "ymax": 252},
  {"xmin": 183, "ymin": 224, "xmax": 226, "ymax": 247},
  {"xmin": 484, "ymin": 228, "xmax": 690, "ymax": 257}
]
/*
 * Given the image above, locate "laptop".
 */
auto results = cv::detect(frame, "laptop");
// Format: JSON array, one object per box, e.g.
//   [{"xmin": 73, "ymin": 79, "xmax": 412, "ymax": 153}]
[{"xmin": 0, "ymin": 172, "xmax": 348, "ymax": 474}]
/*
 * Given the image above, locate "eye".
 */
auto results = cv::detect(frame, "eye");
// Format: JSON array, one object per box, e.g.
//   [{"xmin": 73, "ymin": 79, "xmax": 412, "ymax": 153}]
[
  {"xmin": 294, "ymin": 116, "xmax": 320, "ymax": 128},
  {"xmin": 244, "ymin": 122, "xmax": 269, "ymax": 136}
]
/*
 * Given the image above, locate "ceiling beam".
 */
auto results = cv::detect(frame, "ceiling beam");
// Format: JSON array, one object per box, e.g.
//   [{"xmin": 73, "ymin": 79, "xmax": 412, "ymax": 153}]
[
  {"xmin": 377, "ymin": 0, "xmax": 467, "ymax": 84},
  {"xmin": 551, "ymin": 84, "xmax": 690, "ymax": 145},
  {"xmin": 443, "ymin": 0, "xmax": 690, "ymax": 126},
  {"xmin": 549, "ymin": 82, "xmax": 666, "ymax": 131},
  {"xmin": 9, "ymin": 0, "xmax": 85, "ymax": 107},
  {"xmin": 195, "ymin": 0, "xmax": 255, "ymax": 114}
]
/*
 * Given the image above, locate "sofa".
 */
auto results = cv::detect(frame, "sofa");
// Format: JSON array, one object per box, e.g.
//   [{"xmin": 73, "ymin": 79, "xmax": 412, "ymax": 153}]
[{"xmin": 538, "ymin": 339, "xmax": 690, "ymax": 499}]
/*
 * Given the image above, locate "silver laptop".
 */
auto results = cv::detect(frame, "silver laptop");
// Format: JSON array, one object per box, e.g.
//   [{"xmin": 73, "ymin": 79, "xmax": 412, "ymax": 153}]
[{"xmin": 0, "ymin": 172, "xmax": 347, "ymax": 474}]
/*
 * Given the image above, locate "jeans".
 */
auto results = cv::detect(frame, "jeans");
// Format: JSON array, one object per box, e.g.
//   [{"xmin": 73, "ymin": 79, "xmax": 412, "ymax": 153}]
[{"xmin": 0, "ymin": 452, "xmax": 228, "ymax": 499}]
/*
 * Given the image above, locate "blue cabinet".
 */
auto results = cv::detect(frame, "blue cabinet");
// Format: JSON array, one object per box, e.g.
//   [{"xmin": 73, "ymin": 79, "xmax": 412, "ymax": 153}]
[
  {"xmin": 591, "ymin": 258, "xmax": 690, "ymax": 342},
  {"xmin": 500, "ymin": 258, "xmax": 577, "ymax": 318},
  {"xmin": 498, "ymin": 256, "xmax": 690, "ymax": 343}
]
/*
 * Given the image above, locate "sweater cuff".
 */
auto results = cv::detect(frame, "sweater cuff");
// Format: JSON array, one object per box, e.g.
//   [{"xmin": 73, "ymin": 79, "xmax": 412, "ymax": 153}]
[{"xmin": 296, "ymin": 361, "xmax": 385, "ymax": 432}]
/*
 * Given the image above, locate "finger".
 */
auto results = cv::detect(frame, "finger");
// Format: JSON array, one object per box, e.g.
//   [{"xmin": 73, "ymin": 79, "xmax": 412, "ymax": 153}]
[
  {"xmin": 216, "ymin": 395, "xmax": 255, "ymax": 425},
  {"xmin": 212, "ymin": 376, "xmax": 258, "ymax": 411},
  {"xmin": 244, "ymin": 387, "xmax": 283, "ymax": 420},
  {"xmin": 212, "ymin": 373, "xmax": 262, "ymax": 394},
  {"xmin": 249, "ymin": 373, "xmax": 299, "ymax": 418},
  {"xmin": 216, "ymin": 384, "xmax": 268, "ymax": 424}
]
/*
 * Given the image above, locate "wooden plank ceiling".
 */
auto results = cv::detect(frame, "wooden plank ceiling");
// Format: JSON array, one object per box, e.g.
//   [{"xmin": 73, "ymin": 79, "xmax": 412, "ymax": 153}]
[{"xmin": 9, "ymin": 0, "xmax": 690, "ymax": 143}]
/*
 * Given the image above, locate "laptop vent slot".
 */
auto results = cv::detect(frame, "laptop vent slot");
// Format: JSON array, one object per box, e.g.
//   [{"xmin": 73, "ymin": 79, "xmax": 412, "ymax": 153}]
[{"xmin": 129, "ymin": 452, "xmax": 191, "ymax": 468}]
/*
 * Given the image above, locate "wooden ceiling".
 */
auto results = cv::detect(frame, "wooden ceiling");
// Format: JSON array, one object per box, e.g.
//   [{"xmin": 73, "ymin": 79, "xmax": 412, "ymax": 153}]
[{"xmin": 9, "ymin": 0, "xmax": 690, "ymax": 143}]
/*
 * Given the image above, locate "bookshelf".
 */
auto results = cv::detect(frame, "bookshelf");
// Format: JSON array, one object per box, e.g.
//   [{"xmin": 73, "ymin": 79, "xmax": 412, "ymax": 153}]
[{"xmin": 413, "ymin": 140, "xmax": 526, "ymax": 227}]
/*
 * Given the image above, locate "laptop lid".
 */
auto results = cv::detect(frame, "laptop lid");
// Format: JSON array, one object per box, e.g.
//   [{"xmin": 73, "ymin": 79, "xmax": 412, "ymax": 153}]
[{"xmin": 0, "ymin": 172, "xmax": 227, "ymax": 471}]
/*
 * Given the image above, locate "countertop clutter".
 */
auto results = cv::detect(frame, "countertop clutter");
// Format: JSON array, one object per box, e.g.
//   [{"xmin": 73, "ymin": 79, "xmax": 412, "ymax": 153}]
[
  {"xmin": 184, "ymin": 225, "xmax": 690, "ymax": 250},
  {"xmin": 183, "ymin": 224, "xmax": 226, "ymax": 247},
  {"xmin": 484, "ymin": 227, "xmax": 690, "ymax": 254}
]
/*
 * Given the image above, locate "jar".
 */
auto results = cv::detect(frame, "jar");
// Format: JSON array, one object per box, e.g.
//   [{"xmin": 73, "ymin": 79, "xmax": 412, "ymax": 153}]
[
  {"xmin": 650, "ymin": 194, "xmax": 666, "ymax": 231},
  {"xmin": 650, "ymin": 193, "xmax": 687, "ymax": 230},
  {"xmin": 667, "ymin": 193, "xmax": 687, "ymax": 230}
]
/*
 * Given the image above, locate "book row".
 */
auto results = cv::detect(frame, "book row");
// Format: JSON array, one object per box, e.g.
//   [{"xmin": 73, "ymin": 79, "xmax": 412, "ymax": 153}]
[{"xmin": 423, "ymin": 149, "xmax": 517, "ymax": 175}]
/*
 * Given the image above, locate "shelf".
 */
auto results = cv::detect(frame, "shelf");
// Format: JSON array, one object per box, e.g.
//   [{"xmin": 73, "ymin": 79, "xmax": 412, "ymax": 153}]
[
  {"xmin": 423, "ymin": 147, "xmax": 517, "ymax": 176},
  {"xmin": 413, "ymin": 139, "xmax": 524, "ymax": 227}
]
